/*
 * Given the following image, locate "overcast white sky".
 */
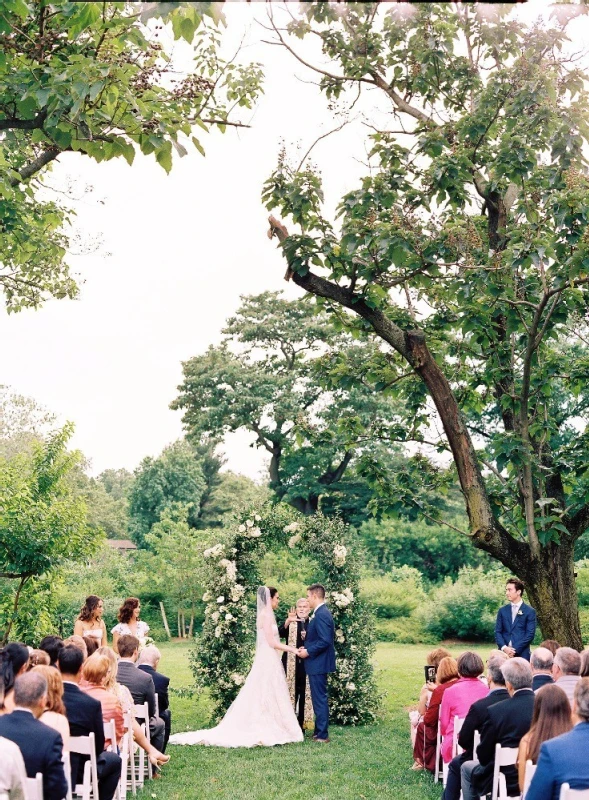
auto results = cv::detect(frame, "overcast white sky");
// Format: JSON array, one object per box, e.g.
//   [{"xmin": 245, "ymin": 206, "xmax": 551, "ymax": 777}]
[{"xmin": 1, "ymin": 1, "xmax": 585, "ymax": 480}]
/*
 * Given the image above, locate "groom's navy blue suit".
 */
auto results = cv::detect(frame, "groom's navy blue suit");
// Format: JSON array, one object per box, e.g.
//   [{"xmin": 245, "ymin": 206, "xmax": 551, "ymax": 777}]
[
  {"xmin": 304, "ymin": 603, "xmax": 336, "ymax": 740},
  {"xmin": 495, "ymin": 602, "xmax": 537, "ymax": 661}
]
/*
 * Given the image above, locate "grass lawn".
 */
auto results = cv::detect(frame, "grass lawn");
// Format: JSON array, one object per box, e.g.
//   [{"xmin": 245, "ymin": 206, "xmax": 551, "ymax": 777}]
[{"xmin": 138, "ymin": 640, "xmax": 493, "ymax": 800}]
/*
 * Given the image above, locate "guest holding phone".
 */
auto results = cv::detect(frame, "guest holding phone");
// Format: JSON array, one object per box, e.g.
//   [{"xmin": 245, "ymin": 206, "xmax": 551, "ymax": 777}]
[{"xmin": 412, "ymin": 656, "xmax": 459, "ymax": 772}]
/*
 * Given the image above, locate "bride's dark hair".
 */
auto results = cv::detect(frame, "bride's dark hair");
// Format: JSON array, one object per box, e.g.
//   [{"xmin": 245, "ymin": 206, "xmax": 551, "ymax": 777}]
[{"xmin": 268, "ymin": 587, "xmax": 278, "ymax": 599}]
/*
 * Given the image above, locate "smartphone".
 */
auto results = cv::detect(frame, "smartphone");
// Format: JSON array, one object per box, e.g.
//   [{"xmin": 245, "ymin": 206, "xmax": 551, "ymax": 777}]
[{"xmin": 424, "ymin": 665, "xmax": 436, "ymax": 683}]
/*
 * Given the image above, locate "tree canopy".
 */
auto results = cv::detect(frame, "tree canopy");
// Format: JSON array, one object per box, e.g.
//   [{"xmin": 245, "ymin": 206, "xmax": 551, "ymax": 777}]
[
  {"xmin": 264, "ymin": 2, "xmax": 589, "ymax": 646},
  {"xmin": 0, "ymin": 0, "xmax": 263, "ymax": 310}
]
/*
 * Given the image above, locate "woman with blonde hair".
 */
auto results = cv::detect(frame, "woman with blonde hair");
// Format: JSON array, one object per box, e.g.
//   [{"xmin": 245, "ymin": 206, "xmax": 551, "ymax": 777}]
[
  {"xmin": 33, "ymin": 664, "xmax": 70, "ymax": 750},
  {"xmin": 96, "ymin": 647, "xmax": 169, "ymax": 768},
  {"xmin": 81, "ymin": 653, "xmax": 125, "ymax": 747},
  {"xmin": 413, "ymin": 656, "xmax": 460, "ymax": 772}
]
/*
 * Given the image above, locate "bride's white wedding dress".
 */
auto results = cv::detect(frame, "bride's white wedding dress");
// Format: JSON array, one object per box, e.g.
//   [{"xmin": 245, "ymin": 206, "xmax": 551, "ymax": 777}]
[{"xmin": 169, "ymin": 587, "xmax": 303, "ymax": 748}]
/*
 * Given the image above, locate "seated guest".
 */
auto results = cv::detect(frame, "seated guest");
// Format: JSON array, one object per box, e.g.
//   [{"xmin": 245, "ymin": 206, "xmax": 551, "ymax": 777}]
[
  {"xmin": 541, "ymin": 640, "xmax": 561, "ymax": 657},
  {"xmin": 531, "ymin": 647, "xmax": 555, "ymax": 692},
  {"xmin": 0, "ymin": 644, "xmax": 30, "ymax": 715},
  {"xmin": 526, "ymin": 677, "xmax": 589, "ymax": 799},
  {"xmin": 63, "ymin": 635, "xmax": 88, "ymax": 661},
  {"xmin": 84, "ymin": 636, "xmax": 100, "ymax": 658},
  {"xmin": 137, "ymin": 645, "xmax": 171, "ymax": 751},
  {"xmin": 553, "ymin": 647, "xmax": 581, "ymax": 706},
  {"xmin": 81, "ymin": 653, "xmax": 125, "ymax": 748},
  {"xmin": 412, "ymin": 647, "xmax": 452, "ymax": 751},
  {"xmin": 517, "ymin": 684, "xmax": 572, "ymax": 790},
  {"xmin": 116, "ymin": 635, "xmax": 165, "ymax": 753},
  {"xmin": 59, "ymin": 645, "xmax": 121, "ymax": 800},
  {"xmin": 0, "ymin": 672, "xmax": 68, "ymax": 800},
  {"xmin": 27, "ymin": 650, "xmax": 50, "ymax": 669},
  {"xmin": 39, "ymin": 635, "xmax": 64, "ymax": 667},
  {"xmin": 0, "ymin": 735, "xmax": 27, "ymax": 800},
  {"xmin": 33, "ymin": 664, "xmax": 70, "ymax": 750},
  {"xmin": 413, "ymin": 656, "xmax": 458, "ymax": 771},
  {"xmin": 442, "ymin": 653, "xmax": 509, "ymax": 800},
  {"xmin": 440, "ymin": 651, "xmax": 488, "ymax": 764},
  {"xmin": 579, "ymin": 649, "xmax": 589, "ymax": 677},
  {"xmin": 460, "ymin": 657, "xmax": 535, "ymax": 800}
]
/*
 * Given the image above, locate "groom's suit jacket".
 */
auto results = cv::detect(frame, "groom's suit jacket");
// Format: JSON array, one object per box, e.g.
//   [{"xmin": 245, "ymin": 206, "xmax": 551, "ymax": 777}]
[
  {"xmin": 303, "ymin": 604, "xmax": 336, "ymax": 676},
  {"xmin": 494, "ymin": 601, "xmax": 537, "ymax": 660}
]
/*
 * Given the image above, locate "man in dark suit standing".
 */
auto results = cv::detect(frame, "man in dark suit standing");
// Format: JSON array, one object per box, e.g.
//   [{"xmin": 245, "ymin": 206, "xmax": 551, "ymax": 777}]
[
  {"xmin": 59, "ymin": 644, "xmax": 121, "ymax": 800},
  {"xmin": 0, "ymin": 671, "xmax": 68, "ymax": 800},
  {"xmin": 461, "ymin": 658, "xmax": 535, "ymax": 800},
  {"xmin": 495, "ymin": 577, "xmax": 537, "ymax": 661},
  {"xmin": 137, "ymin": 645, "xmax": 171, "ymax": 751},
  {"xmin": 298, "ymin": 583, "xmax": 336, "ymax": 743},
  {"xmin": 442, "ymin": 653, "xmax": 510, "ymax": 800},
  {"xmin": 116, "ymin": 634, "xmax": 165, "ymax": 753}
]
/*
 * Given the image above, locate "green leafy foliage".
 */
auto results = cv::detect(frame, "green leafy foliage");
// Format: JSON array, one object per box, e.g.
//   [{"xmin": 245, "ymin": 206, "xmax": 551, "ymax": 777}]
[{"xmin": 360, "ymin": 567, "xmax": 426, "ymax": 620}]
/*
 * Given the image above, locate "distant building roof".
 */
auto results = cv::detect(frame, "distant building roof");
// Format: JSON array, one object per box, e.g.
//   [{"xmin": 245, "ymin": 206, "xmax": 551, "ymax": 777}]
[{"xmin": 106, "ymin": 539, "xmax": 137, "ymax": 550}]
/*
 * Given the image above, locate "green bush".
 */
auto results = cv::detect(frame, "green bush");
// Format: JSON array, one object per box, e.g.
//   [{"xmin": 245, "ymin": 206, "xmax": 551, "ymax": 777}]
[
  {"xmin": 360, "ymin": 566, "xmax": 426, "ymax": 619},
  {"xmin": 419, "ymin": 566, "xmax": 505, "ymax": 641},
  {"xmin": 575, "ymin": 561, "xmax": 589, "ymax": 607},
  {"xmin": 374, "ymin": 617, "xmax": 433, "ymax": 644}
]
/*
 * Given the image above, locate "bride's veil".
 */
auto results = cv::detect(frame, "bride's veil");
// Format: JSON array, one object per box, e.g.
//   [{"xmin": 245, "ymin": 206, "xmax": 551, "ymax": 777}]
[{"xmin": 255, "ymin": 586, "xmax": 275, "ymax": 653}]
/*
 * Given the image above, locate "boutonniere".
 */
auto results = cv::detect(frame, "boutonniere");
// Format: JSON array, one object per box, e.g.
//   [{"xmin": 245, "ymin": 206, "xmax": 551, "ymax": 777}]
[{"xmin": 517, "ymin": 610, "xmax": 523, "ymax": 616}]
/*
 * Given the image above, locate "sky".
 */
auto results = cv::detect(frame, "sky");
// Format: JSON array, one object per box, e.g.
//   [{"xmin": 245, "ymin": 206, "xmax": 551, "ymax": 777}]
[{"xmin": 1, "ymin": 1, "xmax": 586, "ymax": 480}]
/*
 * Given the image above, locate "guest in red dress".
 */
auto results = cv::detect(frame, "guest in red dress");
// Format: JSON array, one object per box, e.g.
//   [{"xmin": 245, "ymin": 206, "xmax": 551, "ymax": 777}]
[{"xmin": 413, "ymin": 656, "xmax": 459, "ymax": 772}]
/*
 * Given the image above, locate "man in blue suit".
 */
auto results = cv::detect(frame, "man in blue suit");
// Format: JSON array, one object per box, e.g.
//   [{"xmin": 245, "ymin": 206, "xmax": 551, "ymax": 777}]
[
  {"xmin": 298, "ymin": 583, "xmax": 336, "ymax": 743},
  {"xmin": 495, "ymin": 577, "xmax": 537, "ymax": 661},
  {"xmin": 525, "ymin": 677, "xmax": 589, "ymax": 800}
]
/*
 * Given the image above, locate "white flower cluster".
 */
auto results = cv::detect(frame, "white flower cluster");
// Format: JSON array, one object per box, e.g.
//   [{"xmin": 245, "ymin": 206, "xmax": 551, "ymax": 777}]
[
  {"xmin": 204, "ymin": 543, "xmax": 224, "ymax": 559},
  {"xmin": 283, "ymin": 522, "xmax": 300, "ymax": 534},
  {"xmin": 238, "ymin": 518, "xmax": 262, "ymax": 537},
  {"xmin": 331, "ymin": 588, "xmax": 354, "ymax": 608},
  {"xmin": 333, "ymin": 544, "xmax": 347, "ymax": 566},
  {"xmin": 219, "ymin": 558, "xmax": 237, "ymax": 581},
  {"xmin": 288, "ymin": 533, "xmax": 301, "ymax": 549},
  {"xmin": 231, "ymin": 673, "xmax": 245, "ymax": 686},
  {"xmin": 202, "ymin": 592, "xmax": 211, "ymax": 602},
  {"xmin": 230, "ymin": 583, "xmax": 245, "ymax": 602},
  {"xmin": 336, "ymin": 628, "xmax": 345, "ymax": 644}
]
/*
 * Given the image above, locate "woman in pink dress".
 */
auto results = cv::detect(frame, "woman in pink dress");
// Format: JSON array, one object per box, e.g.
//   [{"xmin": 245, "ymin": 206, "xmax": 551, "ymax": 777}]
[{"xmin": 440, "ymin": 651, "xmax": 488, "ymax": 763}]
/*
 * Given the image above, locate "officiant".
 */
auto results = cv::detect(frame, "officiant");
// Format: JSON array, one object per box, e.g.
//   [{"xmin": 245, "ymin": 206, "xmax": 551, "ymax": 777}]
[{"xmin": 279, "ymin": 598, "xmax": 314, "ymax": 730}]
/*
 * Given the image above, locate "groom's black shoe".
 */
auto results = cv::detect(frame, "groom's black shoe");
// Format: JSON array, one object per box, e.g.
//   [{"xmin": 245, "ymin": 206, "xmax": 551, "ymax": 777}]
[{"xmin": 314, "ymin": 738, "xmax": 330, "ymax": 743}]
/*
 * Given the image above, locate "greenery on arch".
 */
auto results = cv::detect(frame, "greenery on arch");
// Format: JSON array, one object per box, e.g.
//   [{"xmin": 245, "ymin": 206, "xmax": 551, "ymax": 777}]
[{"xmin": 191, "ymin": 503, "xmax": 379, "ymax": 726}]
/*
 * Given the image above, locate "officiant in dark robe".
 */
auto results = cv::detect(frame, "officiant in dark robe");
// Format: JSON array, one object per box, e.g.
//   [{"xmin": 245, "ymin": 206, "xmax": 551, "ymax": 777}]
[{"xmin": 278, "ymin": 598, "xmax": 314, "ymax": 729}]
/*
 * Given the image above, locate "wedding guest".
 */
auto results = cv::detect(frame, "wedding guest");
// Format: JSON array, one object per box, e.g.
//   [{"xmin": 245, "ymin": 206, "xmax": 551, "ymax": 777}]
[
  {"xmin": 112, "ymin": 598, "xmax": 150, "ymax": 653},
  {"xmin": 116, "ymin": 635, "xmax": 165, "ymax": 753},
  {"xmin": 81, "ymin": 654, "xmax": 124, "ymax": 748},
  {"xmin": 410, "ymin": 647, "xmax": 452, "ymax": 759},
  {"xmin": 495, "ymin": 578, "xmax": 536, "ymax": 661},
  {"xmin": 96, "ymin": 647, "xmax": 169, "ymax": 770},
  {"xmin": 552, "ymin": 647, "xmax": 581, "ymax": 705},
  {"xmin": 412, "ymin": 656, "xmax": 458, "ymax": 771},
  {"xmin": 461, "ymin": 658, "xmax": 534, "ymax": 800},
  {"xmin": 63, "ymin": 635, "xmax": 88, "ymax": 661},
  {"xmin": 58, "ymin": 645, "xmax": 121, "ymax": 800},
  {"xmin": 531, "ymin": 647, "xmax": 555, "ymax": 692},
  {"xmin": 137, "ymin": 645, "xmax": 171, "ymax": 750},
  {"xmin": 517, "ymin": 683, "xmax": 572, "ymax": 790},
  {"xmin": 526, "ymin": 678, "xmax": 589, "ymax": 799},
  {"xmin": 39, "ymin": 635, "xmax": 64, "ymax": 667},
  {"xmin": 440, "ymin": 652, "xmax": 488, "ymax": 764},
  {"xmin": 33, "ymin": 664, "xmax": 70, "ymax": 751},
  {"xmin": 75, "ymin": 596, "xmax": 107, "ymax": 648},
  {"xmin": 540, "ymin": 640, "xmax": 561, "ymax": 657},
  {"xmin": 442, "ymin": 653, "xmax": 509, "ymax": 800},
  {"xmin": 84, "ymin": 636, "xmax": 100, "ymax": 657},
  {"xmin": 0, "ymin": 643, "xmax": 30, "ymax": 715},
  {"xmin": 0, "ymin": 735, "xmax": 27, "ymax": 800},
  {"xmin": 0, "ymin": 671, "xmax": 68, "ymax": 800},
  {"xmin": 27, "ymin": 649, "xmax": 50, "ymax": 669},
  {"xmin": 579, "ymin": 649, "xmax": 589, "ymax": 677}
]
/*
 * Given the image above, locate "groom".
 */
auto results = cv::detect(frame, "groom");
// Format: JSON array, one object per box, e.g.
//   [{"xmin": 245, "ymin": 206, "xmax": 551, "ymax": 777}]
[{"xmin": 298, "ymin": 583, "xmax": 336, "ymax": 743}]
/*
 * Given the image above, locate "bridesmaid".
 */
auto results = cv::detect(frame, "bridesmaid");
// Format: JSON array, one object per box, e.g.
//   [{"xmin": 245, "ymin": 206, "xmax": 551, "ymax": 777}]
[
  {"xmin": 74, "ymin": 595, "xmax": 107, "ymax": 647},
  {"xmin": 111, "ymin": 597, "xmax": 150, "ymax": 654}
]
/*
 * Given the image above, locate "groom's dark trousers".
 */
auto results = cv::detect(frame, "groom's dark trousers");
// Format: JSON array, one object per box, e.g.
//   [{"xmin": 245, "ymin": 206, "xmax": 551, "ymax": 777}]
[{"xmin": 304, "ymin": 603, "xmax": 336, "ymax": 740}]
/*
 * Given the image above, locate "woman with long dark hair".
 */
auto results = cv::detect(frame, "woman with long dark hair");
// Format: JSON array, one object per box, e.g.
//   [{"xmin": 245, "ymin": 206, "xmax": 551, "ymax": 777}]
[
  {"xmin": 111, "ymin": 597, "xmax": 149, "ymax": 654},
  {"xmin": 74, "ymin": 595, "xmax": 107, "ymax": 647},
  {"xmin": 517, "ymin": 683, "xmax": 572, "ymax": 790},
  {"xmin": 0, "ymin": 642, "xmax": 30, "ymax": 715}
]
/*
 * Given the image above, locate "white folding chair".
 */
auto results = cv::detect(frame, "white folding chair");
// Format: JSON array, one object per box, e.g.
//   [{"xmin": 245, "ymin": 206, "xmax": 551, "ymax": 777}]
[
  {"xmin": 522, "ymin": 760, "xmax": 536, "ymax": 799},
  {"xmin": 473, "ymin": 729, "xmax": 481, "ymax": 754},
  {"xmin": 491, "ymin": 743, "xmax": 520, "ymax": 800},
  {"xmin": 434, "ymin": 719, "xmax": 442, "ymax": 783},
  {"xmin": 63, "ymin": 750, "xmax": 73, "ymax": 800},
  {"xmin": 154, "ymin": 694, "xmax": 159, "ymax": 719},
  {"xmin": 25, "ymin": 773, "xmax": 43, "ymax": 800},
  {"xmin": 104, "ymin": 719, "xmax": 117, "ymax": 753},
  {"xmin": 453, "ymin": 716, "xmax": 465, "ymax": 758},
  {"xmin": 69, "ymin": 731, "xmax": 99, "ymax": 800},
  {"xmin": 133, "ymin": 702, "xmax": 152, "ymax": 785},
  {"xmin": 118, "ymin": 710, "xmax": 134, "ymax": 799},
  {"xmin": 559, "ymin": 785, "xmax": 589, "ymax": 800}
]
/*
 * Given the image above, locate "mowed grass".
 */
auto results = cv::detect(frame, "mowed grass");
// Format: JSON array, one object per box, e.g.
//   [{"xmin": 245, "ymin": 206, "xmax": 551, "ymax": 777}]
[{"xmin": 139, "ymin": 640, "xmax": 492, "ymax": 800}]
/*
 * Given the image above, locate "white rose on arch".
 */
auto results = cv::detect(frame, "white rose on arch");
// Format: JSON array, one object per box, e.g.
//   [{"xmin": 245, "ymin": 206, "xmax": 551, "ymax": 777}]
[
  {"xmin": 283, "ymin": 522, "xmax": 300, "ymax": 534},
  {"xmin": 245, "ymin": 519, "xmax": 254, "ymax": 528},
  {"xmin": 249, "ymin": 527, "xmax": 262, "ymax": 538},
  {"xmin": 333, "ymin": 544, "xmax": 347, "ymax": 566},
  {"xmin": 288, "ymin": 533, "xmax": 301, "ymax": 549}
]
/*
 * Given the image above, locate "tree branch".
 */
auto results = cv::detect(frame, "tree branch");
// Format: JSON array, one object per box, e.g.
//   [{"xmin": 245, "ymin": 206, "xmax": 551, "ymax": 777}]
[{"xmin": 9, "ymin": 146, "xmax": 62, "ymax": 186}]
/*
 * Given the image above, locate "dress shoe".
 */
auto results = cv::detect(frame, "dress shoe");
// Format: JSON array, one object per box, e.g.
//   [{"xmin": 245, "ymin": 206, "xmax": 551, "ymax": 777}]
[{"xmin": 314, "ymin": 737, "xmax": 330, "ymax": 743}]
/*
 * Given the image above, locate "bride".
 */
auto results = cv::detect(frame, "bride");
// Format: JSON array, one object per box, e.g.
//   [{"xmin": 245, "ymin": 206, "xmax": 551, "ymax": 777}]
[{"xmin": 169, "ymin": 586, "xmax": 304, "ymax": 747}]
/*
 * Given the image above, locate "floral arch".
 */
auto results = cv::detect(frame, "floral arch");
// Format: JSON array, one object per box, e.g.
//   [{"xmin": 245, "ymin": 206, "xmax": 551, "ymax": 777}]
[{"xmin": 191, "ymin": 504, "xmax": 379, "ymax": 725}]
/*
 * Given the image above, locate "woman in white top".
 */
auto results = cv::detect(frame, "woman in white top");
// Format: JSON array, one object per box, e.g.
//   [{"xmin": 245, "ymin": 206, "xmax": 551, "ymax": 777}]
[
  {"xmin": 33, "ymin": 665, "xmax": 70, "ymax": 751},
  {"xmin": 74, "ymin": 595, "xmax": 107, "ymax": 647},
  {"xmin": 112, "ymin": 597, "xmax": 150, "ymax": 653}
]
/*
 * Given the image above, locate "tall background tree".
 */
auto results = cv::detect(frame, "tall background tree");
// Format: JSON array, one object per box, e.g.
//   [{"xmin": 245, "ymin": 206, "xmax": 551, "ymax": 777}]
[
  {"xmin": 0, "ymin": 0, "xmax": 263, "ymax": 310},
  {"xmin": 264, "ymin": 2, "xmax": 589, "ymax": 646}
]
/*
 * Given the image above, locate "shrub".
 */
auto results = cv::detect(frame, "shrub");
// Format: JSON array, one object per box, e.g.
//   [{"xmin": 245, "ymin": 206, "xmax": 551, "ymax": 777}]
[
  {"xmin": 374, "ymin": 617, "xmax": 433, "ymax": 644},
  {"xmin": 419, "ymin": 566, "xmax": 505, "ymax": 641},
  {"xmin": 575, "ymin": 561, "xmax": 589, "ymax": 607},
  {"xmin": 360, "ymin": 566, "xmax": 426, "ymax": 619}
]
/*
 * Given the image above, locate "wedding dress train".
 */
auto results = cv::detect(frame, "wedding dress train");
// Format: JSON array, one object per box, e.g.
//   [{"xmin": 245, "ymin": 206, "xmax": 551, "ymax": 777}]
[{"xmin": 169, "ymin": 588, "xmax": 303, "ymax": 748}]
